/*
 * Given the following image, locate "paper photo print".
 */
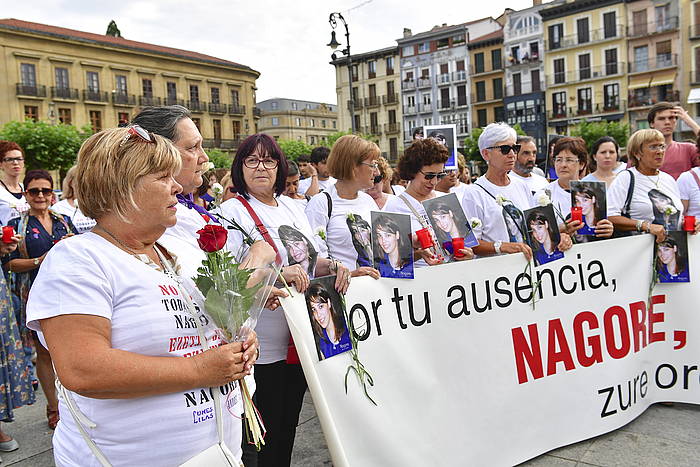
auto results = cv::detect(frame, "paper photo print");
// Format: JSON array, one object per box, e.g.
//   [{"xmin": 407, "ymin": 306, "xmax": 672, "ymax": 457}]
[
  {"xmin": 570, "ymin": 181, "xmax": 606, "ymax": 236},
  {"xmin": 423, "ymin": 193, "xmax": 478, "ymax": 258},
  {"xmin": 524, "ymin": 205, "xmax": 564, "ymax": 266},
  {"xmin": 424, "ymin": 124, "xmax": 458, "ymax": 170},
  {"xmin": 648, "ymin": 189, "xmax": 680, "ymax": 231},
  {"xmin": 278, "ymin": 225, "xmax": 318, "ymax": 277},
  {"xmin": 656, "ymin": 231, "xmax": 690, "ymax": 283},
  {"xmin": 502, "ymin": 202, "xmax": 527, "ymax": 243},
  {"xmin": 346, "ymin": 213, "xmax": 373, "ymax": 268},
  {"xmin": 371, "ymin": 211, "xmax": 414, "ymax": 279},
  {"xmin": 305, "ymin": 275, "xmax": 352, "ymax": 361}
]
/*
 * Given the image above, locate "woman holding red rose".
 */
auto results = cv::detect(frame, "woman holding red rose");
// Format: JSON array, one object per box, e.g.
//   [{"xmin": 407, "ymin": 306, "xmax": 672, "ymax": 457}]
[
  {"xmin": 217, "ymin": 133, "xmax": 351, "ymax": 467},
  {"xmin": 24, "ymin": 126, "xmax": 258, "ymax": 466}
]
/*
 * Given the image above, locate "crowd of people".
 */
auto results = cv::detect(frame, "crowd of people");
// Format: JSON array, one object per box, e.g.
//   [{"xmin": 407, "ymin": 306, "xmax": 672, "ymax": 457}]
[{"xmin": 0, "ymin": 100, "xmax": 695, "ymax": 465}]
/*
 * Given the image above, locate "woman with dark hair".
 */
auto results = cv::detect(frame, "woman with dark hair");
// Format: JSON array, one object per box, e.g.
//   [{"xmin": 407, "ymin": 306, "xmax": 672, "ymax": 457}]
[
  {"xmin": 0, "ymin": 141, "xmax": 29, "ymax": 225},
  {"xmin": 278, "ymin": 224, "xmax": 317, "ymax": 276},
  {"xmin": 582, "ymin": 136, "xmax": 623, "ymax": 186},
  {"xmin": 428, "ymin": 201, "xmax": 462, "ymax": 247},
  {"xmin": 527, "ymin": 211, "xmax": 563, "ymax": 265},
  {"xmin": 217, "ymin": 133, "xmax": 351, "ymax": 467},
  {"xmin": 3, "ymin": 170, "xmax": 76, "ymax": 430},
  {"xmin": 284, "ymin": 161, "xmax": 310, "ymax": 207},
  {"xmin": 306, "ymin": 282, "xmax": 351, "ymax": 360},
  {"xmin": 373, "ymin": 215, "xmax": 412, "ymax": 278},
  {"xmin": 656, "ymin": 236, "xmax": 689, "ymax": 282}
]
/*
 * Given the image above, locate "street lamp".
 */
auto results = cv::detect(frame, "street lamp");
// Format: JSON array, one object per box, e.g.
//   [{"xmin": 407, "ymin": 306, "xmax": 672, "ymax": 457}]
[{"xmin": 327, "ymin": 12, "xmax": 355, "ymax": 133}]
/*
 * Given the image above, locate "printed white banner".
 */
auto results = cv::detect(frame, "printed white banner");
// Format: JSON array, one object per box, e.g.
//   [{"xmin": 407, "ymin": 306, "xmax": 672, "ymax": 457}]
[{"xmin": 281, "ymin": 235, "xmax": 700, "ymax": 466}]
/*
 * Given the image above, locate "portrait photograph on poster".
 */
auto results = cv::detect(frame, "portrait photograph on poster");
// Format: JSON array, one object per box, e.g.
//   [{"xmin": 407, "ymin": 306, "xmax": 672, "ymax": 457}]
[
  {"xmin": 423, "ymin": 124, "xmax": 457, "ymax": 170},
  {"xmin": 305, "ymin": 275, "xmax": 353, "ymax": 361},
  {"xmin": 278, "ymin": 225, "xmax": 319, "ymax": 277},
  {"xmin": 524, "ymin": 204, "xmax": 564, "ymax": 266},
  {"xmin": 656, "ymin": 231, "xmax": 690, "ymax": 283},
  {"xmin": 371, "ymin": 211, "xmax": 414, "ymax": 279},
  {"xmin": 570, "ymin": 181, "xmax": 606, "ymax": 236},
  {"xmin": 422, "ymin": 193, "xmax": 478, "ymax": 259},
  {"xmin": 346, "ymin": 213, "xmax": 373, "ymax": 268}
]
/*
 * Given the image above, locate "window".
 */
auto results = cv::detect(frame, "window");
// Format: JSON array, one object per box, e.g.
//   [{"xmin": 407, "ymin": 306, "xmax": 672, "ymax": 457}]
[
  {"xmin": 270, "ymin": 101, "xmax": 278, "ymax": 110},
  {"xmin": 142, "ymin": 79, "xmax": 153, "ymax": 98},
  {"xmin": 456, "ymin": 60, "xmax": 465, "ymax": 71},
  {"xmin": 655, "ymin": 4, "xmax": 671, "ymax": 29},
  {"xmin": 309, "ymin": 119, "xmax": 315, "ymax": 127},
  {"xmin": 386, "ymin": 56, "xmax": 394, "ymax": 74},
  {"xmin": 553, "ymin": 58, "xmax": 565, "ymax": 84},
  {"xmin": 421, "ymin": 92, "xmax": 431, "ymax": 105},
  {"xmin": 24, "ymin": 105, "xmax": 38, "ymax": 121},
  {"xmin": 634, "ymin": 45, "xmax": 648, "ymax": 72},
  {"xmin": 167, "ymin": 82, "xmax": 177, "ymax": 103},
  {"xmin": 117, "ymin": 112, "xmax": 129, "ymax": 125},
  {"xmin": 437, "ymin": 37, "xmax": 449, "ymax": 49},
  {"xmin": 491, "ymin": 49, "xmax": 502, "ymax": 70},
  {"xmin": 388, "ymin": 109, "xmax": 397, "ymax": 124},
  {"xmin": 495, "ymin": 106, "xmax": 505, "ymax": 122},
  {"xmin": 552, "ymin": 91, "xmax": 566, "ymax": 117},
  {"xmin": 232, "ymin": 121, "xmax": 241, "ymax": 139},
  {"xmin": 86, "ymin": 71, "xmax": 100, "ymax": 92},
  {"xmin": 474, "ymin": 53, "xmax": 485, "ymax": 73},
  {"xmin": 271, "ymin": 117, "xmax": 279, "ymax": 126},
  {"xmin": 387, "ymin": 80, "xmax": 395, "ymax": 98},
  {"xmin": 354, "ymin": 115, "xmax": 360, "ymax": 131},
  {"xmin": 493, "ymin": 78, "xmax": 503, "ymax": 100},
  {"xmin": 530, "ymin": 42, "xmax": 539, "ymax": 60},
  {"xmin": 513, "ymin": 72, "xmax": 522, "ymax": 95},
  {"xmin": 605, "ymin": 49, "xmax": 618, "ymax": 75},
  {"xmin": 402, "ymin": 45, "xmax": 414, "ymax": 57},
  {"xmin": 213, "ymin": 120, "xmax": 221, "ymax": 143},
  {"xmin": 511, "ymin": 46, "xmax": 521, "ymax": 64},
  {"xmin": 453, "ymin": 34, "xmax": 465, "ymax": 45},
  {"xmin": 89, "ymin": 110, "xmax": 102, "ymax": 132},
  {"xmin": 578, "ymin": 54, "xmax": 591, "ymax": 80},
  {"xmin": 368, "ymin": 60, "xmax": 376, "ymax": 78},
  {"xmin": 231, "ymin": 89, "xmax": 240, "ymax": 106},
  {"xmin": 390, "ymin": 138, "xmax": 398, "ymax": 159},
  {"xmin": 191, "ymin": 118, "xmax": 201, "ymax": 130},
  {"xmin": 421, "ymin": 68, "xmax": 430, "ymax": 79},
  {"xmin": 548, "ymin": 24, "xmax": 563, "ymax": 50},
  {"xmin": 310, "ymin": 136, "xmax": 316, "ymax": 145},
  {"xmin": 291, "ymin": 101, "xmax": 297, "ymax": 110},
  {"xmin": 603, "ymin": 12, "xmax": 617, "ymax": 38},
  {"xmin": 440, "ymin": 88, "xmax": 450, "ymax": 108},
  {"xmin": 115, "ymin": 75, "xmax": 127, "ymax": 94},
  {"xmin": 211, "ymin": 87, "xmax": 220, "ymax": 104},
  {"xmin": 457, "ymin": 85, "xmax": 467, "ymax": 106},
  {"xmin": 604, "ymin": 84, "xmax": 620, "ymax": 110},
  {"xmin": 476, "ymin": 81, "xmax": 486, "ymax": 101},
  {"xmin": 352, "ymin": 65, "xmax": 358, "ymax": 81},
  {"xmin": 418, "ymin": 42, "xmax": 429, "ymax": 53},
  {"xmin": 295, "ymin": 117, "xmax": 302, "ymax": 126},
  {"xmin": 656, "ymin": 40, "xmax": 672, "ymax": 67},
  {"xmin": 58, "ymin": 108, "xmax": 72, "ymax": 124},
  {"xmin": 20, "ymin": 63, "xmax": 36, "ymax": 86},
  {"xmin": 477, "ymin": 109, "xmax": 487, "ymax": 128},
  {"xmin": 633, "ymin": 10, "xmax": 648, "ymax": 36},
  {"xmin": 370, "ymin": 113, "xmax": 379, "ymax": 133},
  {"xmin": 333, "ymin": 120, "xmax": 336, "ymax": 129},
  {"xmin": 407, "ymin": 95, "xmax": 416, "ymax": 107},
  {"xmin": 577, "ymin": 18, "xmax": 590, "ymax": 44},
  {"xmin": 55, "ymin": 68, "xmax": 69, "ymax": 89},
  {"xmin": 531, "ymin": 69, "xmax": 541, "ymax": 92},
  {"xmin": 577, "ymin": 88, "xmax": 592, "ymax": 114},
  {"xmin": 189, "ymin": 85, "xmax": 199, "ymax": 102},
  {"xmin": 322, "ymin": 120, "xmax": 326, "ymax": 128}
]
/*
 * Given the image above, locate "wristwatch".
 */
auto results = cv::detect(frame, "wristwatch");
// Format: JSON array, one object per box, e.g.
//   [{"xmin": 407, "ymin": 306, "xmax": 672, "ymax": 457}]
[
  {"xmin": 33, "ymin": 257, "xmax": 40, "ymax": 266},
  {"xmin": 494, "ymin": 241, "xmax": 503, "ymax": 255}
]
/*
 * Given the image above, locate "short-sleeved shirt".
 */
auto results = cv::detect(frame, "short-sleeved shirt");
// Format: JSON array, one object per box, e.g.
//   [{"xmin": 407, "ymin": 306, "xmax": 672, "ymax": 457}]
[
  {"xmin": 0, "ymin": 185, "xmax": 28, "ymax": 226},
  {"xmin": 677, "ymin": 167, "xmax": 700, "ymax": 217},
  {"xmin": 660, "ymin": 141, "xmax": 699, "ymax": 179},
  {"xmin": 51, "ymin": 200, "xmax": 96, "ymax": 234},
  {"xmin": 297, "ymin": 176, "xmax": 336, "ymax": 195},
  {"xmin": 510, "ymin": 171, "xmax": 549, "ymax": 195}
]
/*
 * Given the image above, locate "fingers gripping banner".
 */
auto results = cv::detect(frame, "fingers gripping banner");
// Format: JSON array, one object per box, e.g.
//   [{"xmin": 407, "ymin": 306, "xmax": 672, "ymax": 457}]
[{"xmin": 281, "ymin": 235, "xmax": 700, "ymax": 466}]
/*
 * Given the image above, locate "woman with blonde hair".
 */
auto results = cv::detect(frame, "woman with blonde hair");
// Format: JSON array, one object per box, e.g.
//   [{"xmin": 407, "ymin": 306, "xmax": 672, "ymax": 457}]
[
  {"xmin": 365, "ymin": 156, "xmax": 396, "ymax": 209},
  {"xmin": 51, "ymin": 166, "xmax": 96, "ymax": 234}
]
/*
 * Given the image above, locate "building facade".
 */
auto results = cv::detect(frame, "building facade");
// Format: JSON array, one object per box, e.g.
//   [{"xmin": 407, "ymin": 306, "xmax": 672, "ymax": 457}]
[
  {"xmin": 541, "ymin": 0, "xmax": 628, "ymax": 135},
  {"xmin": 256, "ymin": 98, "xmax": 338, "ymax": 145},
  {"xmin": 331, "ymin": 46, "xmax": 402, "ymax": 161},
  {"xmin": 468, "ymin": 29, "xmax": 506, "ymax": 130},
  {"xmin": 680, "ymin": 0, "xmax": 700, "ymax": 133},
  {"xmin": 503, "ymin": 3, "xmax": 548, "ymax": 155},
  {"xmin": 0, "ymin": 18, "xmax": 260, "ymax": 150}
]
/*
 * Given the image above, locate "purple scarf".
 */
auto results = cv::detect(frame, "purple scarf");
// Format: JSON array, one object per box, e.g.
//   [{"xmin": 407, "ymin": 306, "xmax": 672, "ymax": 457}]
[{"xmin": 176, "ymin": 193, "xmax": 220, "ymax": 224}]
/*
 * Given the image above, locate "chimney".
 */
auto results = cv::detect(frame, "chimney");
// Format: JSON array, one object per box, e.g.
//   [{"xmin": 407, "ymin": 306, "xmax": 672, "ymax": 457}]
[
  {"xmin": 533, "ymin": 0, "xmax": 542, "ymax": 5},
  {"xmin": 403, "ymin": 28, "xmax": 412, "ymax": 37}
]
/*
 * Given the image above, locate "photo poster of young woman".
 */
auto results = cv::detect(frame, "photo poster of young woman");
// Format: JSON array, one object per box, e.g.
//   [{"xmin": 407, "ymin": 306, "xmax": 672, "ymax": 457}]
[
  {"xmin": 570, "ymin": 181, "xmax": 606, "ymax": 236},
  {"xmin": 371, "ymin": 211, "xmax": 414, "ymax": 279},
  {"xmin": 422, "ymin": 193, "xmax": 478, "ymax": 259},
  {"xmin": 346, "ymin": 213, "xmax": 373, "ymax": 268},
  {"xmin": 423, "ymin": 123, "xmax": 458, "ymax": 170},
  {"xmin": 305, "ymin": 275, "xmax": 353, "ymax": 361},
  {"xmin": 278, "ymin": 225, "xmax": 319, "ymax": 278},
  {"xmin": 655, "ymin": 231, "xmax": 690, "ymax": 283},
  {"xmin": 523, "ymin": 204, "xmax": 564, "ymax": 266},
  {"xmin": 648, "ymin": 189, "xmax": 681, "ymax": 231}
]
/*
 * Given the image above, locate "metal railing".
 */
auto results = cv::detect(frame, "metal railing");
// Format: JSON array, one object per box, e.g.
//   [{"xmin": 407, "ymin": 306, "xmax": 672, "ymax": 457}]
[
  {"xmin": 403, "ymin": 105, "xmax": 417, "ymax": 114},
  {"xmin": 470, "ymin": 89, "xmax": 504, "ymax": 103},
  {"xmin": 208, "ymin": 102, "xmax": 227, "ymax": 113},
  {"xmin": 627, "ymin": 17, "xmax": 678, "ymax": 38},
  {"xmin": 401, "ymin": 79, "xmax": 416, "ymax": 90},
  {"xmin": 188, "ymin": 100, "xmax": 206, "ymax": 112},
  {"xmin": 452, "ymin": 70, "xmax": 468, "ymax": 82},
  {"xmin": 113, "ymin": 92, "xmax": 136, "ymax": 106},
  {"xmin": 549, "ymin": 100, "xmax": 626, "ymax": 119},
  {"xmin": 16, "ymin": 84, "xmax": 47, "ymax": 97},
  {"xmin": 384, "ymin": 122, "xmax": 400, "ymax": 134},
  {"xmin": 139, "ymin": 96, "xmax": 162, "ymax": 106},
  {"xmin": 365, "ymin": 95, "xmax": 380, "ymax": 107},
  {"xmin": 165, "ymin": 97, "xmax": 185, "ymax": 106},
  {"xmin": 470, "ymin": 64, "xmax": 504, "ymax": 75},
  {"xmin": 691, "ymin": 24, "xmax": 700, "ymax": 40},
  {"xmin": 382, "ymin": 93, "xmax": 399, "ymax": 105},
  {"xmin": 253, "ymin": 107, "xmax": 262, "ymax": 118},
  {"xmin": 547, "ymin": 62, "xmax": 624, "ymax": 86},
  {"xmin": 438, "ymin": 73, "xmax": 451, "ymax": 85},
  {"xmin": 51, "ymin": 87, "xmax": 78, "ymax": 100},
  {"xmin": 418, "ymin": 102, "xmax": 432, "ymax": 113},
  {"xmin": 417, "ymin": 77, "xmax": 432, "ymax": 88},
  {"xmin": 228, "ymin": 104, "xmax": 245, "ymax": 115},
  {"xmin": 346, "ymin": 100, "xmax": 362, "ymax": 110},
  {"xmin": 505, "ymin": 81, "xmax": 543, "ymax": 97},
  {"xmin": 83, "ymin": 90, "xmax": 109, "ymax": 102},
  {"xmin": 546, "ymin": 24, "xmax": 624, "ymax": 51},
  {"xmin": 628, "ymin": 90, "xmax": 679, "ymax": 108},
  {"xmin": 629, "ymin": 54, "xmax": 677, "ymax": 73}
]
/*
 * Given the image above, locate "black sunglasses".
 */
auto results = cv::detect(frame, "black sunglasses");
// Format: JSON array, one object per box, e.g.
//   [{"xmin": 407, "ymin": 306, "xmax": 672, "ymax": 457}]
[
  {"xmin": 486, "ymin": 144, "xmax": 521, "ymax": 154},
  {"xmin": 419, "ymin": 169, "xmax": 447, "ymax": 180},
  {"xmin": 26, "ymin": 188, "xmax": 53, "ymax": 197}
]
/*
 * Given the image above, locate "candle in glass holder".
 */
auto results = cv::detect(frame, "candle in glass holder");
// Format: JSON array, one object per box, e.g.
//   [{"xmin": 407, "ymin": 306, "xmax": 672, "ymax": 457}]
[
  {"xmin": 684, "ymin": 215, "xmax": 696, "ymax": 232},
  {"xmin": 415, "ymin": 228, "xmax": 434, "ymax": 249},
  {"xmin": 452, "ymin": 237, "xmax": 465, "ymax": 257},
  {"xmin": 2, "ymin": 226, "xmax": 14, "ymax": 243},
  {"xmin": 571, "ymin": 206, "xmax": 583, "ymax": 223}
]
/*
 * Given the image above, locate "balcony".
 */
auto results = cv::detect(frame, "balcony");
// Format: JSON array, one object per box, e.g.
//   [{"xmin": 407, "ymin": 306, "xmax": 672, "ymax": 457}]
[
  {"xmin": 403, "ymin": 105, "xmax": 417, "ymax": 115},
  {"xmin": 418, "ymin": 102, "xmax": 432, "ymax": 113},
  {"xmin": 505, "ymin": 81, "xmax": 543, "ymax": 97},
  {"xmin": 346, "ymin": 100, "xmax": 362, "ymax": 111},
  {"xmin": 382, "ymin": 93, "xmax": 399, "ymax": 105},
  {"xmin": 628, "ymin": 17, "xmax": 678, "ymax": 38},
  {"xmin": 507, "ymin": 24, "xmax": 541, "ymax": 39},
  {"xmin": 549, "ymin": 100, "xmax": 626, "ymax": 120},
  {"xmin": 437, "ymin": 73, "xmax": 451, "ymax": 86},
  {"xmin": 365, "ymin": 95, "xmax": 380, "ymax": 108},
  {"xmin": 629, "ymin": 54, "xmax": 677, "ymax": 74},
  {"xmin": 384, "ymin": 122, "xmax": 400, "ymax": 134},
  {"xmin": 507, "ymin": 53, "xmax": 541, "ymax": 67},
  {"xmin": 253, "ymin": 107, "xmax": 262, "ymax": 118},
  {"xmin": 51, "ymin": 87, "xmax": 78, "ymax": 100},
  {"xmin": 362, "ymin": 125, "xmax": 381, "ymax": 135},
  {"xmin": 112, "ymin": 92, "xmax": 136, "ymax": 106},
  {"xmin": 417, "ymin": 77, "xmax": 431, "ymax": 88},
  {"xmin": 452, "ymin": 70, "xmax": 468, "ymax": 83},
  {"xmin": 16, "ymin": 84, "xmax": 47, "ymax": 98},
  {"xmin": 401, "ymin": 79, "xmax": 416, "ymax": 90},
  {"xmin": 188, "ymin": 100, "xmax": 206, "ymax": 113},
  {"xmin": 546, "ymin": 25, "xmax": 625, "ymax": 51},
  {"xmin": 139, "ymin": 96, "xmax": 162, "ymax": 107},
  {"xmin": 203, "ymin": 138, "xmax": 247, "ymax": 150},
  {"xmin": 208, "ymin": 102, "xmax": 227, "ymax": 114},
  {"xmin": 691, "ymin": 24, "xmax": 700, "ymax": 40},
  {"xmin": 83, "ymin": 90, "xmax": 109, "ymax": 102},
  {"xmin": 228, "ymin": 104, "xmax": 245, "ymax": 115},
  {"xmin": 470, "ymin": 65, "xmax": 504, "ymax": 76},
  {"xmin": 628, "ymin": 90, "xmax": 680, "ymax": 109},
  {"xmin": 470, "ymin": 89, "xmax": 504, "ymax": 104},
  {"xmin": 437, "ymin": 99, "xmax": 454, "ymax": 110},
  {"xmin": 547, "ymin": 62, "xmax": 624, "ymax": 87}
]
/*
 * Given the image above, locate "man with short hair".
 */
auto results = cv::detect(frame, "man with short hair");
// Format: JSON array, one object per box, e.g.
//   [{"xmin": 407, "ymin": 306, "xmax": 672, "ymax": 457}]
[
  {"xmin": 647, "ymin": 102, "xmax": 700, "ymax": 179},
  {"xmin": 510, "ymin": 135, "xmax": 549, "ymax": 195},
  {"xmin": 297, "ymin": 146, "xmax": 336, "ymax": 196},
  {"xmin": 296, "ymin": 154, "xmax": 312, "ymax": 178}
]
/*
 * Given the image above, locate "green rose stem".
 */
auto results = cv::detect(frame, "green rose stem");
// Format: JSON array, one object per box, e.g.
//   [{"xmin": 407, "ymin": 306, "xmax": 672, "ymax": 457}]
[{"xmin": 340, "ymin": 295, "xmax": 377, "ymax": 406}]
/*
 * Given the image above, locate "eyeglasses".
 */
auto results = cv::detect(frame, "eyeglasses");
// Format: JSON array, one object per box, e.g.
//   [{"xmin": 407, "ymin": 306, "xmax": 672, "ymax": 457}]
[
  {"xmin": 3, "ymin": 157, "xmax": 24, "ymax": 164},
  {"xmin": 373, "ymin": 174, "xmax": 384, "ymax": 184},
  {"xmin": 554, "ymin": 158, "xmax": 579, "ymax": 165},
  {"xmin": 120, "ymin": 125, "xmax": 155, "ymax": 147},
  {"xmin": 243, "ymin": 156, "xmax": 279, "ymax": 169},
  {"xmin": 360, "ymin": 161, "xmax": 379, "ymax": 170},
  {"xmin": 26, "ymin": 188, "xmax": 53, "ymax": 197},
  {"xmin": 419, "ymin": 169, "xmax": 447, "ymax": 180},
  {"xmin": 486, "ymin": 144, "xmax": 521, "ymax": 155},
  {"xmin": 647, "ymin": 144, "xmax": 667, "ymax": 152}
]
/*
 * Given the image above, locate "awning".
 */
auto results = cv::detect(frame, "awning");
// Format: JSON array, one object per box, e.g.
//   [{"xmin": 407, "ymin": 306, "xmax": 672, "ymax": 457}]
[
  {"xmin": 649, "ymin": 71, "xmax": 676, "ymax": 87},
  {"xmin": 688, "ymin": 88, "xmax": 700, "ymax": 104},
  {"xmin": 628, "ymin": 75, "xmax": 653, "ymax": 89}
]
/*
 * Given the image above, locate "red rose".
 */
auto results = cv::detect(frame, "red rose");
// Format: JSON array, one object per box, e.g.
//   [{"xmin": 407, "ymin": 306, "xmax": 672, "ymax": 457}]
[{"xmin": 196, "ymin": 225, "xmax": 228, "ymax": 252}]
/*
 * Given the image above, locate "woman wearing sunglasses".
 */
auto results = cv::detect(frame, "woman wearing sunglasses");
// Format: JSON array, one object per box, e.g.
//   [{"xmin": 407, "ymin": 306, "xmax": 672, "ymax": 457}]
[
  {"xmin": 3, "ymin": 170, "xmax": 76, "ymax": 430},
  {"xmin": 365, "ymin": 156, "xmax": 396, "ymax": 210},
  {"xmin": 384, "ymin": 138, "xmax": 474, "ymax": 266}
]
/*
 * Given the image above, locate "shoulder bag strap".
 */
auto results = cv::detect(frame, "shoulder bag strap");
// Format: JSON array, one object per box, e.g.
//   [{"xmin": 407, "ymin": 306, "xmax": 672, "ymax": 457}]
[
  {"xmin": 690, "ymin": 167, "xmax": 700, "ymax": 190},
  {"xmin": 235, "ymin": 195, "xmax": 282, "ymax": 265},
  {"xmin": 621, "ymin": 169, "xmax": 635, "ymax": 218},
  {"xmin": 398, "ymin": 193, "xmax": 429, "ymax": 230},
  {"xmin": 323, "ymin": 191, "xmax": 332, "ymax": 220},
  {"xmin": 474, "ymin": 182, "xmax": 525, "ymax": 236}
]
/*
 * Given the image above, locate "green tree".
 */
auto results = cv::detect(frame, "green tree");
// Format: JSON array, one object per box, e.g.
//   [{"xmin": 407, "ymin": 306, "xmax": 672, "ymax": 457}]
[
  {"xmin": 570, "ymin": 120, "xmax": 630, "ymax": 151},
  {"xmin": 277, "ymin": 139, "xmax": 313, "ymax": 160},
  {"xmin": 206, "ymin": 148, "xmax": 233, "ymax": 169},
  {"xmin": 106, "ymin": 20, "xmax": 122, "ymax": 37},
  {"xmin": 0, "ymin": 120, "xmax": 92, "ymax": 173}
]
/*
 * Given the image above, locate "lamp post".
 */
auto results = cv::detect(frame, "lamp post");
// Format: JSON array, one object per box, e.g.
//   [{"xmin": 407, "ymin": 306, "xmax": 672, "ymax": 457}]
[{"xmin": 327, "ymin": 12, "xmax": 355, "ymax": 133}]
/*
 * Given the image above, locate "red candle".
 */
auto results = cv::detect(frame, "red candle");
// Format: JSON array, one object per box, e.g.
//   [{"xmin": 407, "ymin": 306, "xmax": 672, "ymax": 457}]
[
  {"xmin": 684, "ymin": 215, "xmax": 696, "ymax": 232},
  {"xmin": 452, "ymin": 237, "xmax": 465, "ymax": 257},
  {"xmin": 571, "ymin": 206, "xmax": 583, "ymax": 223},
  {"xmin": 415, "ymin": 228, "xmax": 434, "ymax": 249},
  {"xmin": 2, "ymin": 226, "xmax": 14, "ymax": 243}
]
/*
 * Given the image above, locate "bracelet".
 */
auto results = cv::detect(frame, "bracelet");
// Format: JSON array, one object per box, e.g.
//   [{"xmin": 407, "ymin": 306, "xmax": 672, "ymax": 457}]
[{"xmin": 635, "ymin": 220, "xmax": 643, "ymax": 232}]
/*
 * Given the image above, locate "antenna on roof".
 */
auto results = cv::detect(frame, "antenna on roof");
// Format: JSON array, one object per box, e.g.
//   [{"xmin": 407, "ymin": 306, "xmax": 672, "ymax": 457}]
[{"xmin": 106, "ymin": 20, "xmax": 122, "ymax": 38}]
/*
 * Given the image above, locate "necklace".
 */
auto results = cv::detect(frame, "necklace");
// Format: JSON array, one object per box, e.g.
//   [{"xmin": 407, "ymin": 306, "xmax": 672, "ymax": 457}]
[{"xmin": 95, "ymin": 225, "xmax": 144, "ymax": 256}]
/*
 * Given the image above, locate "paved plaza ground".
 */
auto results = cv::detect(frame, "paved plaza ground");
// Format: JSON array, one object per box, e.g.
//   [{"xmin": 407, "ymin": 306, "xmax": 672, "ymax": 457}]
[{"xmin": 2, "ymin": 389, "xmax": 698, "ymax": 466}]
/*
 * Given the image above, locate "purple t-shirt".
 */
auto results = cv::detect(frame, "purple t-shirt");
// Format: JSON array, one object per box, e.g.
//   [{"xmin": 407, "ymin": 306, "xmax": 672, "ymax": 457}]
[{"xmin": 661, "ymin": 141, "xmax": 699, "ymax": 179}]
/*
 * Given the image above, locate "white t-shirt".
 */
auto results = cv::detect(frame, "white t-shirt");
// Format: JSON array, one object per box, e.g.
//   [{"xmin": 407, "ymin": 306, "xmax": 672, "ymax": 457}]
[
  {"xmin": 26, "ymin": 233, "xmax": 242, "ymax": 466},
  {"xmin": 449, "ymin": 182, "xmax": 469, "ymax": 201},
  {"xmin": 305, "ymin": 184, "xmax": 376, "ymax": 270},
  {"xmin": 461, "ymin": 175, "xmax": 533, "ymax": 243},
  {"xmin": 0, "ymin": 184, "xmax": 28, "ymax": 225},
  {"xmin": 297, "ymin": 176, "xmax": 336, "ymax": 195},
  {"xmin": 608, "ymin": 168, "xmax": 683, "ymax": 230},
  {"xmin": 50, "ymin": 199, "xmax": 96, "ymax": 234},
  {"xmin": 677, "ymin": 167, "xmax": 700, "ymax": 217},
  {"xmin": 391, "ymin": 185, "xmax": 406, "ymax": 196},
  {"xmin": 510, "ymin": 171, "xmax": 549, "ymax": 195},
  {"xmin": 218, "ymin": 195, "xmax": 324, "ymax": 364},
  {"xmin": 534, "ymin": 180, "xmax": 571, "ymax": 225},
  {"xmin": 160, "ymin": 203, "xmax": 209, "ymax": 282}
]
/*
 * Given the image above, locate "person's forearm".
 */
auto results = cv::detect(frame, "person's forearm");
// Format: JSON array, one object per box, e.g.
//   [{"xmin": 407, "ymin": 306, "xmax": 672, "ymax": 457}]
[
  {"xmin": 7, "ymin": 258, "xmax": 41, "ymax": 273},
  {"xmin": 682, "ymin": 114, "xmax": 700, "ymax": 135},
  {"xmin": 473, "ymin": 240, "xmax": 495, "ymax": 256},
  {"xmin": 305, "ymin": 175, "xmax": 320, "ymax": 196},
  {"xmin": 608, "ymin": 215, "xmax": 639, "ymax": 232},
  {"xmin": 314, "ymin": 257, "xmax": 334, "ymax": 277}
]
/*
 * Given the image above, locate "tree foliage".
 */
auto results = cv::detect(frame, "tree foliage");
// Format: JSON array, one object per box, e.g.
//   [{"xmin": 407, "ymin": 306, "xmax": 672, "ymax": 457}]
[
  {"xmin": 0, "ymin": 120, "xmax": 92, "ymax": 172},
  {"xmin": 106, "ymin": 20, "xmax": 122, "ymax": 37},
  {"xmin": 570, "ymin": 120, "xmax": 630, "ymax": 151},
  {"xmin": 206, "ymin": 148, "xmax": 233, "ymax": 169},
  {"xmin": 277, "ymin": 139, "xmax": 313, "ymax": 161}
]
